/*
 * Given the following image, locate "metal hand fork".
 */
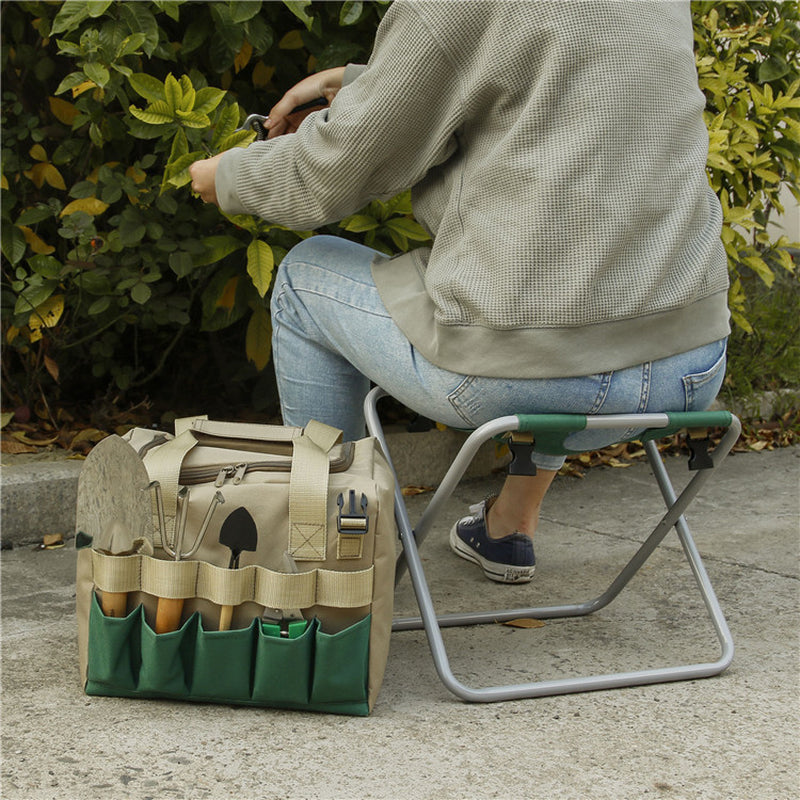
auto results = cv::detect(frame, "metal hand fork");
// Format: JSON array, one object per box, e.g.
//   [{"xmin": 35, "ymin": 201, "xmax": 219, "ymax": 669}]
[{"xmin": 150, "ymin": 483, "xmax": 225, "ymax": 633}]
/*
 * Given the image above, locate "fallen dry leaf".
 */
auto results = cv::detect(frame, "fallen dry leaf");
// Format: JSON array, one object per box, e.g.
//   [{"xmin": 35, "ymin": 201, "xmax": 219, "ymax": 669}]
[
  {"xmin": 1, "ymin": 438, "xmax": 38, "ymax": 454},
  {"xmin": 402, "ymin": 485, "xmax": 434, "ymax": 497},
  {"xmin": 10, "ymin": 430, "xmax": 59, "ymax": 446},
  {"xmin": 503, "ymin": 618, "xmax": 546, "ymax": 629},
  {"xmin": 34, "ymin": 533, "xmax": 65, "ymax": 551}
]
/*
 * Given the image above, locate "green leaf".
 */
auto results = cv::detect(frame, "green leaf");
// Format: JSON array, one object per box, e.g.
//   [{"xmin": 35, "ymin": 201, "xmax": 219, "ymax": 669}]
[
  {"xmin": 340, "ymin": 214, "xmax": 379, "ymax": 233},
  {"xmin": 168, "ymin": 250, "xmax": 195, "ymax": 278},
  {"xmin": 193, "ymin": 235, "xmax": 246, "ymax": 267},
  {"xmin": 209, "ymin": 3, "xmax": 245, "ymax": 52},
  {"xmin": 244, "ymin": 15, "xmax": 274, "ymax": 53},
  {"xmin": 129, "ymin": 101, "xmax": 175, "ymax": 125},
  {"xmin": 1, "ymin": 224, "xmax": 28, "ymax": 267},
  {"xmin": 178, "ymin": 75, "xmax": 195, "ymax": 113},
  {"xmin": 163, "ymin": 151, "xmax": 204, "ymax": 190},
  {"xmin": 175, "ymin": 109, "xmax": 211, "ymax": 129},
  {"xmin": 212, "ymin": 104, "xmax": 241, "ymax": 149},
  {"xmin": 28, "ymin": 255, "xmax": 62, "ymax": 278},
  {"xmin": 283, "ymin": 0, "xmax": 315, "ymax": 30},
  {"xmin": 130, "ymin": 282, "xmax": 152, "ymax": 304},
  {"xmin": 86, "ymin": 0, "xmax": 112, "ymax": 18},
  {"xmin": 758, "ymin": 55, "xmax": 790, "ymax": 83},
  {"xmin": 385, "ymin": 217, "xmax": 431, "ymax": 241},
  {"xmin": 119, "ymin": 2, "xmax": 160, "ymax": 56},
  {"xmin": 387, "ymin": 228, "xmax": 408, "ymax": 252},
  {"xmin": 83, "ymin": 62, "xmax": 110, "ymax": 88},
  {"xmin": 55, "ymin": 71, "xmax": 88, "ymax": 95},
  {"xmin": 246, "ymin": 239, "xmax": 274, "ymax": 298},
  {"xmin": 182, "ymin": 17, "xmax": 208, "ymax": 56},
  {"xmin": 246, "ymin": 305, "xmax": 272, "ymax": 371},
  {"xmin": 169, "ymin": 127, "xmax": 189, "ymax": 161},
  {"xmin": 55, "ymin": 40, "xmax": 83, "ymax": 57},
  {"xmin": 128, "ymin": 73, "xmax": 166, "ymax": 103},
  {"xmin": 193, "ymin": 87, "xmax": 227, "ymax": 115},
  {"xmin": 16, "ymin": 206, "xmax": 53, "ymax": 226},
  {"xmin": 201, "ymin": 266, "xmax": 247, "ymax": 331},
  {"xmin": 88, "ymin": 296, "xmax": 111, "ymax": 316},
  {"xmin": 112, "ymin": 63, "xmax": 133, "ymax": 78},
  {"xmin": 340, "ymin": 1, "xmax": 364, "ymax": 26},
  {"xmin": 230, "ymin": 1, "xmax": 262, "ymax": 23},
  {"xmin": 153, "ymin": 1, "xmax": 182, "ymax": 21},
  {"xmin": 216, "ymin": 129, "xmax": 255, "ymax": 152},
  {"xmin": 15, "ymin": 283, "xmax": 56, "ymax": 315},
  {"xmin": 222, "ymin": 213, "xmax": 259, "ymax": 234},
  {"xmin": 117, "ymin": 32, "xmax": 147, "ymax": 58},
  {"xmin": 164, "ymin": 73, "xmax": 182, "ymax": 113},
  {"xmin": 50, "ymin": 1, "xmax": 91, "ymax": 36},
  {"xmin": 742, "ymin": 255, "xmax": 776, "ymax": 287}
]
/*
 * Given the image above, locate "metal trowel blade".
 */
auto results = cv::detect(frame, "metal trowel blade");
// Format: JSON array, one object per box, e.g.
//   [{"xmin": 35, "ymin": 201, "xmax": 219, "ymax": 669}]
[{"xmin": 75, "ymin": 434, "xmax": 154, "ymax": 554}]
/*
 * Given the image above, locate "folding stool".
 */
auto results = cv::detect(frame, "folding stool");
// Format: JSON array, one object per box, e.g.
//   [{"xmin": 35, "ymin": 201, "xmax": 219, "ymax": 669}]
[{"xmin": 364, "ymin": 386, "xmax": 742, "ymax": 702}]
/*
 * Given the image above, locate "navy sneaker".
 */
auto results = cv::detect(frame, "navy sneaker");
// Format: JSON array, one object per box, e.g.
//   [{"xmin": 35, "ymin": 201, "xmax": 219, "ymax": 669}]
[{"xmin": 449, "ymin": 499, "xmax": 536, "ymax": 584}]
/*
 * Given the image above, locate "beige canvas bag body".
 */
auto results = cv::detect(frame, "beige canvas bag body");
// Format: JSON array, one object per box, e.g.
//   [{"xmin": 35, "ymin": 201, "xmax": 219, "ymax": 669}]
[{"xmin": 76, "ymin": 418, "xmax": 396, "ymax": 715}]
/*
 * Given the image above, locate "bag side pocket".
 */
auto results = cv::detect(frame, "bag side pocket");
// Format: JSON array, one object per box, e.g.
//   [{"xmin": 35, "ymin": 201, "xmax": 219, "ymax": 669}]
[
  {"xmin": 85, "ymin": 592, "xmax": 141, "ymax": 695},
  {"xmin": 251, "ymin": 619, "xmax": 316, "ymax": 706},
  {"xmin": 138, "ymin": 612, "xmax": 197, "ymax": 697},
  {"xmin": 190, "ymin": 619, "xmax": 257, "ymax": 702},
  {"xmin": 310, "ymin": 615, "xmax": 371, "ymax": 706}
]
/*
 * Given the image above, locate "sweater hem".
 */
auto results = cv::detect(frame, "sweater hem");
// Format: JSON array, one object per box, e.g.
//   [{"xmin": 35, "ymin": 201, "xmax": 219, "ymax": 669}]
[{"xmin": 372, "ymin": 252, "xmax": 731, "ymax": 379}]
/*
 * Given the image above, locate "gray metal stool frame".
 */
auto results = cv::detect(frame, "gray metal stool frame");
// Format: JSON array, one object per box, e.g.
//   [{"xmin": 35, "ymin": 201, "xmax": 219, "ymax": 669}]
[{"xmin": 364, "ymin": 386, "xmax": 742, "ymax": 703}]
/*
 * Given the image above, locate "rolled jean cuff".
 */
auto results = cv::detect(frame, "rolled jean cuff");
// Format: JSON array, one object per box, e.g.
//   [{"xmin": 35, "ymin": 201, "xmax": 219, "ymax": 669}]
[{"xmin": 531, "ymin": 453, "xmax": 567, "ymax": 472}]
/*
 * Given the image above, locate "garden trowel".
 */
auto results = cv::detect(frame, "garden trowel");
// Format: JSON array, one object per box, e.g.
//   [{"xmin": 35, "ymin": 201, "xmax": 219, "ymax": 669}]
[
  {"xmin": 217, "ymin": 506, "xmax": 258, "ymax": 631},
  {"xmin": 75, "ymin": 434, "xmax": 154, "ymax": 617}
]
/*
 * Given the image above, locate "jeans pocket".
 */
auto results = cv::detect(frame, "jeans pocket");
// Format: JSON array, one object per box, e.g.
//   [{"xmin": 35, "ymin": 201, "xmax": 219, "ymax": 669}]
[{"xmin": 682, "ymin": 348, "xmax": 727, "ymax": 411}]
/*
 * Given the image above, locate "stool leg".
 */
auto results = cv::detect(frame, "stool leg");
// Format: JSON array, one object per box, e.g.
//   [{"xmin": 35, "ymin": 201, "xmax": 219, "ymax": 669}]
[{"xmin": 366, "ymin": 386, "xmax": 740, "ymax": 702}]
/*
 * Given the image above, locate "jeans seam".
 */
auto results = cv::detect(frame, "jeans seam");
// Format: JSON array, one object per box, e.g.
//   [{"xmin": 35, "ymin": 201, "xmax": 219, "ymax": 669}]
[
  {"xmin": 638, "ymin": 361, "xmax": 652, "ymax": 413},
  {"xmin": 447, "ymin": 376, "xmax": 481, "ymax": 428},
  {"xmin": 588, "ymin": 372, "xmax": 613, "ymax": 414}
]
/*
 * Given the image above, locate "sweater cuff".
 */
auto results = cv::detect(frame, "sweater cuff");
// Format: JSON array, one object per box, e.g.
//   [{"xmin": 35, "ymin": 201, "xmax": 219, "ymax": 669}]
[
  {"xmin": 342, "ymin": 63, "xmax": 367, "ymax": 87},
  {"xmin": 215, "ymin": 147, "xmax": 248, "ymax": 215}
]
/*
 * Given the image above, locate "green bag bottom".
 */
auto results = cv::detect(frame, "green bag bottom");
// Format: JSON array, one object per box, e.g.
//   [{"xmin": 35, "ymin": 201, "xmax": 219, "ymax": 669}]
[{"xmin": 85, "ymin": 594, "xmax": 371, "ymax": 716}]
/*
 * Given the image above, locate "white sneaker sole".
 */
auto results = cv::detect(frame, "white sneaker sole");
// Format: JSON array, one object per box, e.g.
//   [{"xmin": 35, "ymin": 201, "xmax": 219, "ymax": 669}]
[{"xmin": 449, "ymin": 525, "xmax": 535, "ymax": 584}]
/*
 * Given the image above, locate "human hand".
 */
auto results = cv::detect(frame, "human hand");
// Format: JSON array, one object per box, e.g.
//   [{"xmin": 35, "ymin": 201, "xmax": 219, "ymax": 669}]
[
  {"xmin": 266, "ymin": 66, "xmax": 345, "ymax": 138},
  {"xmin": 189, "ymin": 153, "xmax": 224, "ymax": 206}
]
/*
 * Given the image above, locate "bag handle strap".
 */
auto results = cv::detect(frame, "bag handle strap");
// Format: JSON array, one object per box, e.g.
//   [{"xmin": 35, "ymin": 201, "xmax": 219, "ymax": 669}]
[
  {"xmin": 288, "ymin": 420, "xmax": 342, "ymax": 561},
  {"xmin": 143, "ymin": 429, "xmax": 199, "ymax": 548}
]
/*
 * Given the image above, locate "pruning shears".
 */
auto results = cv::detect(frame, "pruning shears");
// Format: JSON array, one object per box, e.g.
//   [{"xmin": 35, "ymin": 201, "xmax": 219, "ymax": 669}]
[{"xmin": 237, "ymin": 97, "xmax": 329, "ymax": 142}]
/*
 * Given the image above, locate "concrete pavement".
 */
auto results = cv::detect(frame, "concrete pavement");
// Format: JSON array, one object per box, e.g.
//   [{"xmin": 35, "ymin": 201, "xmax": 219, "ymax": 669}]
[{"xmin": 1, "ymin": 438, "xmax": 798, "ymax": 799}]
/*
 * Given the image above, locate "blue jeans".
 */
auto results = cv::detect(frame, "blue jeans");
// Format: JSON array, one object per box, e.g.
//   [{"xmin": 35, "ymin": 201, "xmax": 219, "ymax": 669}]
[{"xmin": 270, "ymin": 236, "xmax": 728, "ymax": 470}]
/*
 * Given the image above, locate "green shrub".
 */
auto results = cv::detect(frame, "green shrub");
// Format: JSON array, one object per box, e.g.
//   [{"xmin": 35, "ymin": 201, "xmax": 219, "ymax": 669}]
[
  {"xmin": 693, "ymin": 0, "xmax": 800, "ymax": 335},
  {"xmin": 1, "ymin": 0, "xmax": 425, "ymax": 420},
  {"xmin": 1, "ymin": 1, "xmax": 798, "ymax": 425}
]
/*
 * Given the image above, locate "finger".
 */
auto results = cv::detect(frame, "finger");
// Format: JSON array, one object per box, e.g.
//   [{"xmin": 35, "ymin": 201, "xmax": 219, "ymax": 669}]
[
  {"xmin": 267, "ymin": 118, "xmax": 290, "ymax": 139},
  {"xmin": 268, "ymin": 90, "xmax": 304, "ymax": 128}
]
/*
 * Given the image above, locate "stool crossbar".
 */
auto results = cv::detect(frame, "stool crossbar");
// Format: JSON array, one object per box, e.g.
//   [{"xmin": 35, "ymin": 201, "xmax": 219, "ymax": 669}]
[{"xmin": 364, "ymin": 386, "xmax": 741, "ymax": 703}]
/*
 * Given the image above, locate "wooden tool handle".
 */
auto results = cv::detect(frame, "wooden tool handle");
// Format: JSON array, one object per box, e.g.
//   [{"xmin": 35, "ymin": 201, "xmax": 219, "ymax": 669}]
[
  {"xmin": 218, "ymin": 605, "xmax": 234, "ymax": 632},
  {"xmin": 155, "ymin": 598, "xmax": 185, "ymax": 634},
  {"xmin": 100, "ymin": 591, "xmax": 128, "ymax": 618}
]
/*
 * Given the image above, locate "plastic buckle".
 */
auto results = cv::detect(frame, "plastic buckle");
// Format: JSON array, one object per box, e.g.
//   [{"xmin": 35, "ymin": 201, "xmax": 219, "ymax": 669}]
[
  {"xmin": 507, "ymin": 434, "xmax": 537, "ymax": 476},
  {"xmin": 337, "ymin": 490, "xmax": 369, "ymax": 534},
  {"xmin": 687, "ymin": 428, "xmax": 714, "ymax": 471}
]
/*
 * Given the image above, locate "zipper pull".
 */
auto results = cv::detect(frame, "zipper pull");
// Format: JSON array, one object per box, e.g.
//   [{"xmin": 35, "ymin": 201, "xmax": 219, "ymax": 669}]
[
  {"xmin": 215, "ymin": 466, "xmax": 234, "ymax": 487},
  {"xmin": 232, "ymin": 463, "xmax": 248, "ymax": 485}
]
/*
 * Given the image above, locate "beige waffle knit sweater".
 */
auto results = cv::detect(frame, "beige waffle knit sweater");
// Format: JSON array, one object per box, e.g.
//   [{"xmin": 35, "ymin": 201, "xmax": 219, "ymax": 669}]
[{"xmin": 216, "ymin": 0, "xmax": 729, "ymax": 378}]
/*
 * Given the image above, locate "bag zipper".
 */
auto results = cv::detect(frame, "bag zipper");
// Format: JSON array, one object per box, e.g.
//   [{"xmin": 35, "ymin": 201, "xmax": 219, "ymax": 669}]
[{"xmin": 178, "ymin": 441, "xmax": 356, "ymax": 486}]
